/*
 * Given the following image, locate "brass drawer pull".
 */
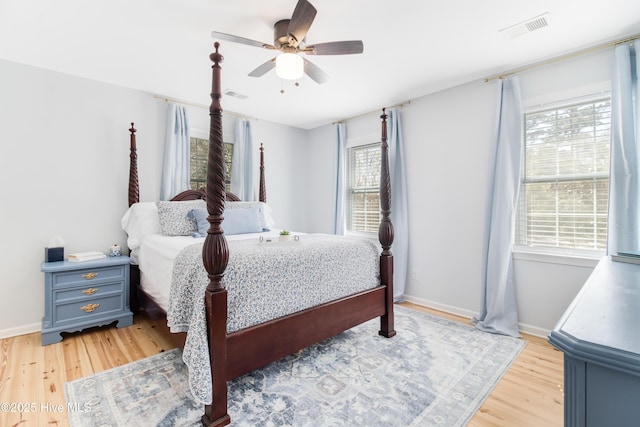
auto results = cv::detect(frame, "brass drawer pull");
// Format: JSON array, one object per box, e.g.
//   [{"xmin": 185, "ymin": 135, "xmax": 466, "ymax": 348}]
[
  {"xmin": 82, "ymin": 288, "xmax": 99, "ymax": 295},
  {"xmin": 80, "ymin": 303, "xmax": 100, "ymax": 313},
  {"xmin": 82, "ymin": 272, "xmax": 99, "ymax": 280}
]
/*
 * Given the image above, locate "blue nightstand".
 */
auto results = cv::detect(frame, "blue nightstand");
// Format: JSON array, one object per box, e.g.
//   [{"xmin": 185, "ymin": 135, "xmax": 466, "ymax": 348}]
[{"xmin": 41, "ymin": 256, "xmax": 133, "ymax": 345}]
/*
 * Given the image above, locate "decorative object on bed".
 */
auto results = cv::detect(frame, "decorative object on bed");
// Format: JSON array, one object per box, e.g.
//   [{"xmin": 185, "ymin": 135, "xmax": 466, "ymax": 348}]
[
  {"xmin": 64, "ymin": 306, "xmax": 524, "ymax": 427},
  {"xmin": 279, "ymin": 229, "xmax": 291, "ymax": 241},
  {"xmin": 157, "ymin": 200, "xmax": 207, "ymax": 236},
  {"xmin": 123, "ymin": 42, "xmax": 395, "ymax": 427}
]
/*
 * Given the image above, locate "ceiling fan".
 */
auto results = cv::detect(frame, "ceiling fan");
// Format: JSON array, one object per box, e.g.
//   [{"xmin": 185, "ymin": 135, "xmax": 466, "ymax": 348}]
[{"xmin": 211, "ymin": 0, "xmax": 363, "ymax": 84}]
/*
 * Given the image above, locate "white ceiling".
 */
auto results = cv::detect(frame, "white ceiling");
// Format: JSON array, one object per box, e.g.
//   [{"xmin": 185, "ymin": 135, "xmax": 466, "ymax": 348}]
[{"xmin": 1, "ymin": 0, "xmax": 639, "ymax": 129}]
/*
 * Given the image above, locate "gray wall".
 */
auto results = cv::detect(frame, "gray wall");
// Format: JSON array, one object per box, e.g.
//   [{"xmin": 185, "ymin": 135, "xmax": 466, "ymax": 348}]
[
  {"xmin": 303, "ymin": 48, "xmax": 614, "ymax": 336},
  {"xmin": 0, "ymin": 59, "xmax": 304, "ymax": 337},
  {"xmin": 0, "ymin": 46, "xmax": 615, "ymax": 338}
]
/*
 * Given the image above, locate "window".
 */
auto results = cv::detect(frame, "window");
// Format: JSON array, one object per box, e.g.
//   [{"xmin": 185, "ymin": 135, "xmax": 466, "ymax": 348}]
[
  {"xmin": 347, "ymin": 142, "xmax": 381, "ymax": 233},
  {"xmin": 189, "ymin": 137, "xmax": 233, "ymax": 191},
  {"xmin": 516, "ymin": 98, "xmax": 611, "ymax": 251}
]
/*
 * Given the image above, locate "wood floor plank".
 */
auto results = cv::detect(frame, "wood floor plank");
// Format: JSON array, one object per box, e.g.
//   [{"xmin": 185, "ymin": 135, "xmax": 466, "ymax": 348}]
[{"xmin": 0, "ymin": 304, "xmax": 564, "ymax": 427}]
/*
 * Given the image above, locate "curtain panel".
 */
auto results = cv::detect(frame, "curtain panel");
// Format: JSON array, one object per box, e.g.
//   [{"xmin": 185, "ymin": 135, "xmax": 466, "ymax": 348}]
[
  {"xmin": 231, "ymin": 119, "xmax": 255, "ymax": 201},
  {"xmin": 608, "ymin": 40, "xmax": 640, "ymax": 255},
  {"xmin": 387, "ymin": 109, "xmax": 409, "ymax": 301},
  {"xmin": 160, "ymin": 103, "xmax": 191, "ymax": 200},
  {"xmin": 333, "ymin": 123, "xmax": 346, "ymax": 235},
  {"xmin": 473, "ymin": 77, "xmax": 522, "ymax": 337}
]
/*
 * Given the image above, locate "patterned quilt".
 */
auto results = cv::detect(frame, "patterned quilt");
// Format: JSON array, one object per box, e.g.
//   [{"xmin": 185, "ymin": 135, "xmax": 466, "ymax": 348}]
[{"xmin": 166, "ymin": 234, "xmax": 380, "ymax": 404}]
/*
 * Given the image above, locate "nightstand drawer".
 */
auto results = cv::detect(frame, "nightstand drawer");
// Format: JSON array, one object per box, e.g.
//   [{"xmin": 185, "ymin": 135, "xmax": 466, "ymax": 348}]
[
  {"xmin": 54, "ymin": 281, "xmax": 124, "ymax": 303},
  {"xmin": 52, "ymin": 265, "xmax": 126, "ymax": 288},
  {"xmin": 55, "ymin": 294, "xmax": 123, "ymax": 324}
]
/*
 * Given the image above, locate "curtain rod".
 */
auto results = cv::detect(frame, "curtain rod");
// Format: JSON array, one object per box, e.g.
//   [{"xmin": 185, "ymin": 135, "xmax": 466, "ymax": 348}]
[
  {"xmin": 332, "ymin": 100, "xmax": 411, "ymax": 125},
  {"xmin": 153, "ymin": 95, "xmax": 257, "ymax": 121},
  {"xmin": 484, "ymin": 32, "xmax": 640, "ymax": 82}
]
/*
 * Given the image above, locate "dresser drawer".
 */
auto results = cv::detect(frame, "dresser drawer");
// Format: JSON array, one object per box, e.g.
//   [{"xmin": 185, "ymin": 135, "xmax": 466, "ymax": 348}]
[
  {"xmin": 54, "ymin": 294, "xmax": 123, "ymax": 324},
  {"xmin": 52, "ymin": 265, "xmax": 126, "ymax": 288},
  {"xmin": 54, "ymin": 281, "xmax": 124, "ymax": 303}
]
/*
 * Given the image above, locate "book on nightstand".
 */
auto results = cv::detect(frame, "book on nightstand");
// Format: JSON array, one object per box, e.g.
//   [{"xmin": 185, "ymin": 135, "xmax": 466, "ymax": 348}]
[{"xmin": 67, "ymin": 251, "xmax": 107, "ymax": 263}]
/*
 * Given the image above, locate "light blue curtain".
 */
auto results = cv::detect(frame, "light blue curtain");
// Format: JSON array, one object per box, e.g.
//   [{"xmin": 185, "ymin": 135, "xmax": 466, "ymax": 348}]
[
  {"xmin": 472, "ymin": 77, "xmax": 522, "ymax": 337},
  {"xmin": 160, "ymin": 103, "xmax": 191, "ymax": 200},
  {"xmin": 608, "ymin": 40, "xmax": 640, "ymax": 255},
  {"xmin": 231, "ymin": 119, "xmax": 255, "ymax": 201},
  {"xmin": 387, "ymin": 109, "xmax": 409, "ymax": 301},
  {"xmin": 333, "ymin": 123, "xmax": 346, "ymax": 235}
]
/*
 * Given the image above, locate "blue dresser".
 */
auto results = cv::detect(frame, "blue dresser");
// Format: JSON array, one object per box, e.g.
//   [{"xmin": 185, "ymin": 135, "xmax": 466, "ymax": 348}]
[
  {"xmin": 41, "ymin": 256, "xmax": 133, "ymax": 345},
  {"xmin": 548, "ymin": 257, "xmax": 640, "ymax": 426}
]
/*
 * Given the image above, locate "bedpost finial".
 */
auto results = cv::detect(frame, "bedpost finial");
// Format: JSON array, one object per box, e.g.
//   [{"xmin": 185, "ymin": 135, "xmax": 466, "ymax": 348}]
[
  {"xmin": 210, "ymin": 42, "xmax": 223, "ymax": 65},
  {"xmin": 129, "ymin": 122, "xmax": 136, "ymax": 134},
  {"xmin": 380, "ymin": 108, "xmax": 388, "ymax": 141}
]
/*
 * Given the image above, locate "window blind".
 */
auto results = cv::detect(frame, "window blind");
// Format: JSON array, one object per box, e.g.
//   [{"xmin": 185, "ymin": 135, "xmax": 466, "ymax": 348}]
[
  {"xmin": 516, "ymin": 99, "xmax": 611, "ymax": 251},
  {"xmin": 348, "ymin": 142, "xmax": 381, "ymax": 233},
  {"xmin": 190, "ymin": 137, "xmax": 233, "ymax": 191}
]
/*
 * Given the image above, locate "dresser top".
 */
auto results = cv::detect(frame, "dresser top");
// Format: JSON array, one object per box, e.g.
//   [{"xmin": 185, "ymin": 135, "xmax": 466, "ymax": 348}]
[
  {"xmin": 549, "ymin": 256, "xmax": 640, "ymax": 372},
  {"xmin": 41, "ymin": 255, "xmax": 131, "ymax": 272}
]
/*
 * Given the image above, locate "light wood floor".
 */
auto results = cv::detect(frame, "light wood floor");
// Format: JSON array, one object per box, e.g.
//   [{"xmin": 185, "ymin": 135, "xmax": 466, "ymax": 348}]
[{"xmin": 0, "ymin": 303, "xmax": 564, "ymax": 426}]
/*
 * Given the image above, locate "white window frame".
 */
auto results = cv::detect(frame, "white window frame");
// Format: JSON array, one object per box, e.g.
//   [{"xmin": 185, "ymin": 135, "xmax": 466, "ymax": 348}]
[
  {"xmin": 514, "ymin": 86, "xmax": 611, "ymax": 265},
  {"xmin": 345, "ymin": 134, "xmax": 382, "ymax": 238}
]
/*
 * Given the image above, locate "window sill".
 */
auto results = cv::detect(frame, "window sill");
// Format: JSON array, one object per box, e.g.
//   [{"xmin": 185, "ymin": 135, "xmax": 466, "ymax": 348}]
[{"xmin": 512, "ymin": 246, "xmax": 603, "ymax": 268}]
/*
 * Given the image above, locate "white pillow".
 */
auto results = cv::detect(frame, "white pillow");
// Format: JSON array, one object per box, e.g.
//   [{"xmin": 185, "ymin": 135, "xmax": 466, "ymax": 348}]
[{"xmin": 120, "ymin": 202, "xmax": 161, "ymax": 250}]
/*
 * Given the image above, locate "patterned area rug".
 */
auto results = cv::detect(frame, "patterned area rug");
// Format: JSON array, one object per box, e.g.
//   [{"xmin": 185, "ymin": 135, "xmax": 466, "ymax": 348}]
[{"xmin": 64, "ymin": 306, "xmax": 525, "ymax": 427}]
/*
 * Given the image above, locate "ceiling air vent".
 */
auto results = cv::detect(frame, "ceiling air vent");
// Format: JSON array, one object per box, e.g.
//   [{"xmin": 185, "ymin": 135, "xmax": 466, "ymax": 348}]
[
  {"xmin": 224, "ymin": 89, "xmax": 248, "ymax": 100},
  {"xmin": 500, "ymin": 13, "xmax": 550, "ymax": 39}
]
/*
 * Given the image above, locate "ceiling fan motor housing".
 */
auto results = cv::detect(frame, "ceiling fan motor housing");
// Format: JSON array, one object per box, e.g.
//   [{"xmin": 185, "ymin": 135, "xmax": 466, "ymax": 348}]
[{"xmin": 274, "ymin": 19, "xmax": 293, "ymax": 49}]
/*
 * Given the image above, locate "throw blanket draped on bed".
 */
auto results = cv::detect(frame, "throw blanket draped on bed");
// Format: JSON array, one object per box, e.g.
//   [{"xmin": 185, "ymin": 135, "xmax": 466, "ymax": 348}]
[{"xmin": 167, "ymin": 234, "xmax": 381, "ymax": 404}]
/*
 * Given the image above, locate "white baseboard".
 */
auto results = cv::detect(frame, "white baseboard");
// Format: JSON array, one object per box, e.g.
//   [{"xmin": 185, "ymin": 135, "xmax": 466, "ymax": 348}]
[
  {"xmin": 402, "ymin": 294, "xmax": 551, "ymax": 339},
  {"xmin": 0, "ymin": 323, "xmax": 40, "ymax": 340},
  {"xmin": 516, "ymin": 322, "xmax": 550, "ymax": 339},
  {"xmin": 403, "ymin": 294, "xmax": 478, "ymax": 320}
]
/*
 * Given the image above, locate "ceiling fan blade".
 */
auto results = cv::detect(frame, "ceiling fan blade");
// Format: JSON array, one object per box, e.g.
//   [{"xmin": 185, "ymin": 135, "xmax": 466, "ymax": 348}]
[
  {"xmin": 287, "ymin": 0, "xmax": 317, "ymax": 47},
  {"xmin": 248, "ymin": 57, "xmax": 277, "ymax": 77},
  {"xmin": 304, "ymin": 40, "xmax": 364, "ymax": 55},
  {"xmin": 302, "ymin": 58, "xmax": 329, "ymax": 84},
  {"xmin": 211, "ymin": 31, "xmax": 275, "ymax": 50}
]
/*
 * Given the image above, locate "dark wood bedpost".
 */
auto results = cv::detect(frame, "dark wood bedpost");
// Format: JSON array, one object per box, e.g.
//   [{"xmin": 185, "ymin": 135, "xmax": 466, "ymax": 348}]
[
  {"xmin": 378, "ymin": 108, "xmax": 396, "ymax": 338},
  {"xmin": 259, "ymin": 143, "xmax": 266, "ymax": 203},
  {"xmin": 128, "ymin": 122, "xmax": 141, "ymax": 313},
  {"xmin": 201, "ymin": 42, "xmax": 231, "ymax": 427},
  {"xmin": 128, "ymin": 123, "xmax": 139, "ymax": 206}
]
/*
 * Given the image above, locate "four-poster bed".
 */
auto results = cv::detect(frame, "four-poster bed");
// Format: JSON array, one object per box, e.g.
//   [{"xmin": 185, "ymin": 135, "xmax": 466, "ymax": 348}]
[{"xmin": 123, "ymin": 42, "xmax": 396, "ymax": 426}]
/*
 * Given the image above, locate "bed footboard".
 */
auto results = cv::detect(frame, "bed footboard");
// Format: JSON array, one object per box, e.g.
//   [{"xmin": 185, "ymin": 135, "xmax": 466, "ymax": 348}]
[{"xmin": 204, "ymin": 42, "xmax": 395, "ymax": 427}]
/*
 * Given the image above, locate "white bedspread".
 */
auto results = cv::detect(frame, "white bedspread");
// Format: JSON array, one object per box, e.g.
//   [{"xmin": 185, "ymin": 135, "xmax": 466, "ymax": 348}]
[
  {"xmin": 137, "ymin": 230, "xmax": 284, "ymax": 310},
  {"xmin": 166, "ymin": 234, "xmax": 381, "ymax": 404}
]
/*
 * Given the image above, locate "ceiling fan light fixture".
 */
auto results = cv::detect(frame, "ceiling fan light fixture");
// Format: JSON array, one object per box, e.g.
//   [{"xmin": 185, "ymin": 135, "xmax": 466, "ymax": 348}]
[{"xmin": 276, "ymin": 53, "xmax": 304, "ymax": 80}]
